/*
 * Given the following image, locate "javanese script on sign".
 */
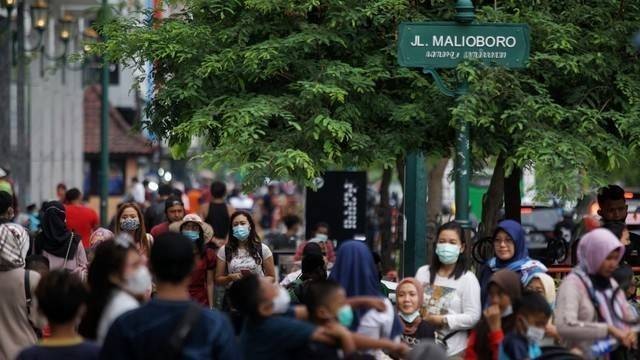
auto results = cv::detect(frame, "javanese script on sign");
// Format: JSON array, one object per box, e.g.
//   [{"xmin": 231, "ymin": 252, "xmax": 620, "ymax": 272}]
[{"xmin": 397, "ymin": 22, "xmax": 530, "ymax": 69}]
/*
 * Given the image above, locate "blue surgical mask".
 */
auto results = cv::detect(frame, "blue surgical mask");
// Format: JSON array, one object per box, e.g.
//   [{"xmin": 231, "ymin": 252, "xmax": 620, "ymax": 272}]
[
  {"xmin": 435, "ymin": 243, "xmax": 461, "ymax": 264},
  {"xmin": 233, "ymin": 225, "xmax": 250, "ymax": 241},
  {"xmin": 182, "ymin": 230, "xmax": 200, "ymax": 242},
  {"xmin": 399, "ymin": 310, "xmax": 421, "ymax": 324},
  {"xmin": 315, "ymin": 234, "xmax": 328, "ymax": 242},
  {"xmin": 337, "ymin": 305, "xmax": 354, "ymax": 328}
]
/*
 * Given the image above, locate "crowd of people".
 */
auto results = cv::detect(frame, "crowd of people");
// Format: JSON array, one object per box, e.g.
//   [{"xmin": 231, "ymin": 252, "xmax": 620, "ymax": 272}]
[{"xmin": 0, "ymin": 182, "xmax": 640, "ymax": 360}]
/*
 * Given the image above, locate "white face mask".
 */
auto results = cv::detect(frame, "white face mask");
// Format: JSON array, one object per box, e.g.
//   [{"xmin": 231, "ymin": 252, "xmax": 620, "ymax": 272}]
[
  {"xmin": 399, "ymin": 310, "xmax": 421, "ymax": 323},
  {"xmin": 501, "ymin": 305, "xmax": 513, "ymax": 318},
  {"xmin": 523, "ymin": 318, "xmax": 546, "ymax": 343},
  {"xmin": 272, "ymin": 286, "xmax": 291, "ymax": 314},
  {"xmin": 315, "ymin": 234, "xmax": 328, "ymax": 242},
  {"xmin": 124, "ymin": 266, "xmax": 152, "ymax": 295}
]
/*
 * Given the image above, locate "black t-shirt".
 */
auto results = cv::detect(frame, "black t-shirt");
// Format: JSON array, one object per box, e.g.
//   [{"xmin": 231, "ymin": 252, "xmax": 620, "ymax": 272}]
[
  {"xmin": 17, "ymin": 341, "xmax": 100, "ymax": 360},
  {"xmin": 400, "ymin": 321, "xmax": 436, "ymax": 348},
  {"xmin": 295, "ymin": 340, "xmax": 341, "ymax": 360},
  {"xmin": 144, "ymin": 201, "xmax": 166, "ymax": 230},
  {"xmin": 624, "ymin": 232, "xmax": 640, "ymax": 266},
  {"xmin": 240, "ymin": 315, "xmax": 316, "ymax": 360}
]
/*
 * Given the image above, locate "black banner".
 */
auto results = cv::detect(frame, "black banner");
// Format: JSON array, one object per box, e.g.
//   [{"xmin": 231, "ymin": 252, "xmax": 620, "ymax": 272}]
[{"xmin": 305, "ymin": 171, "xmax": 367, "ymax": 243}]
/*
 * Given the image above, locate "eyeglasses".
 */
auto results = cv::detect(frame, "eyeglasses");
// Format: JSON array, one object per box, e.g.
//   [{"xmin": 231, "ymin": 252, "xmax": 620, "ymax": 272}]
[{"xmin": 493, "ymin": 238, "xmax": 512, "ymax": 245}]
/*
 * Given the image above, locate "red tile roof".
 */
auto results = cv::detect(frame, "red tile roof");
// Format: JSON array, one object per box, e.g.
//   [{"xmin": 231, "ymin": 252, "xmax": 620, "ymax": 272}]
[{"xmin": 84, "ymin": 85, "xmax": 153, "ymax": 155}]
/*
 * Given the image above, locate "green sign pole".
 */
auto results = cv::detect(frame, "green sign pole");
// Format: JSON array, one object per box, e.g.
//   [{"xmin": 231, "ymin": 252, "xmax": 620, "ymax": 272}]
[
  {"xmin": 397, "ymin": 0, "xmax": 531, "ymax": 271},
  {"xmin": 402, "ymin": 151, "xmax": 427, "ymax": 277}
]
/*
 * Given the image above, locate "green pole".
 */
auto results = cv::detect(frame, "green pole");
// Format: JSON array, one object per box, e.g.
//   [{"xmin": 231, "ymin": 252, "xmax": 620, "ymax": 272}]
[
  {"xmin": 453, "ymin": 0, "xmax": 473, "ymax": 227},
  {"xmin": 454, "ymin": 86, "xmax": 470, "ymax": 227},
  {"xmin": 402, "ymin": 151, "xmax": 427, "ymax": 277},
  {"xmin": 99, "ymin": 0, "xmax": 110, "ymax": 226}
]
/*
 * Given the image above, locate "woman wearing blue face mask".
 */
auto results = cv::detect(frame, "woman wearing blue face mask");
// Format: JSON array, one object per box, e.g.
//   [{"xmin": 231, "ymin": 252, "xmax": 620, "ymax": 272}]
[
  {"xmin": 415, "ymin": 221, "xmax": 482, "ymax": 358},
  {"xmin": 170, "ymin": 214, "xmax": 216, "ymax": 308},
  {"xmin": 215, "ymin": 211, "xmax": 276, "ymax": 289}
]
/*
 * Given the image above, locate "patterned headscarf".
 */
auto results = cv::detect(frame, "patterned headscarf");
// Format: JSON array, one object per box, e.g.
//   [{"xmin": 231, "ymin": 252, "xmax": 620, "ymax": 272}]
[{"xmin": 0, "ymin": 223, "xmax": 29, "ymax": 270}]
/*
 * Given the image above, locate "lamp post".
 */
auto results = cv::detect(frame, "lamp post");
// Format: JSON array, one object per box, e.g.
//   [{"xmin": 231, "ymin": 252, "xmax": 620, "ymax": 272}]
[
  {"xmin": 99, "ymin": 0, "xmax": 109, "ymax": 226},
  {"xmin": 400, "ymin": 0, "xmax": 476, "ymax": 277}
]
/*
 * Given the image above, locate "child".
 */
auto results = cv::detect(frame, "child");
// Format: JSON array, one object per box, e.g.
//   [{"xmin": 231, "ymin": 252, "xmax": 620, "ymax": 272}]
[
  {"xmin": 303, "ymin": 280, "xmax": 409, "ymax": 359},
  {"xmin": 16, "ymin": 270, "xmax": 100, "ymax": 360},
  {"xmin": 499, "ymin": 291, "xmax": 552, "ymax": 360},
  {"xmin": 230, "ymin": 274, "xmax": 352, "ymax": 360},
  {"xmin": 288, "ymin": 252, "xmax": 327, "ymax": 304},
  {"xmin": 465, "ymin": 270, "xmax": 522, "ymax": 360},
  {"xmin": 299, "ymin": 280, "xmax": 357, "ymax": 359}
]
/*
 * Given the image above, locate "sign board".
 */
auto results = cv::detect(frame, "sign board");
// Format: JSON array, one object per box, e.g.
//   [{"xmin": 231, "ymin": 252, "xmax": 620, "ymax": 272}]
[
  {"xmin": 305, "ymin": 171, "xmax": 367, "ymax": 243},
  {"xmin": 397, "ymin": 22, "xmax": 530, "ymax": 69}
]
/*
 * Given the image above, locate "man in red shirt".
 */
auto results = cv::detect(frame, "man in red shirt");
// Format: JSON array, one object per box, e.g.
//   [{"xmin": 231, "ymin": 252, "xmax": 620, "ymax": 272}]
[
  {"xmin": 64, "ymin": 188, "xmax": 98, "ymax": 248},
  {"xmin": 150, "ymin": 196, "xmax": 185, "ymax": 238}
]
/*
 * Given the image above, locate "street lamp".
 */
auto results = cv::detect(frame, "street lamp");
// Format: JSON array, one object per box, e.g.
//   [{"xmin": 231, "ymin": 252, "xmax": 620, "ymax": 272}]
[
  {"xmin": 30, "ymin": 0, "xmax": 48, "ymax": 32},
  {"xmin": 1, "ymin": 0, "xmax": 16, "ymax": 16},
  {"xmin": 0, "ymin": 0, "xmax": 89, "ymax": 82}
]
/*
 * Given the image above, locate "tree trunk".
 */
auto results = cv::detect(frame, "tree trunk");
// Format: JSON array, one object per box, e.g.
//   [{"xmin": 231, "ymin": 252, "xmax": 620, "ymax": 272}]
[
  {"xmin": 504, "ymin": 166, "xmax": 522, "ymax": 222},
  {"xmin": 396, "ymin": 157, "xmax": 405, "ymax": 209},
  {"xmin": 480, "ymin": 155, "xmax": 506, "ymax": 239},
  {"xmin": 424, "ymin": 156, "xmax": 449, "ymax": 264},
  {"xmin": 427, "ymin": 157, "xmax": 449, "ymax": 224},
  {"xmin": 378, "ymin": 167, "xmax": 393, "ymax": 271}
]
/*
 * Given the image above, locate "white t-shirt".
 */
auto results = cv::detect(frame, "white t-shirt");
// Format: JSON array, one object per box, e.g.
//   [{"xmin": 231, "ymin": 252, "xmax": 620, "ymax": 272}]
[
  {"xmin": 357, "ymin": 298, "xmax": 400, "ymax": 357},
  {"xmin": 97, "ymin": 290, "xmax": 139, "ymax": 344},
  {"xmin": 414, "ymin": 266, "xmax": 481, "ymax": 356},
  {"xmin": 217, "ymin": 243, "xmax": 273, "ymax": 278}
]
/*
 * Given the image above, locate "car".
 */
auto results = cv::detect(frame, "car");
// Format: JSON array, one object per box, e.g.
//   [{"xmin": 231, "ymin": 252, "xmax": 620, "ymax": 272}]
[{"xmin": 520, "ymin": 205, "xmax": 565, "ymax": 262}]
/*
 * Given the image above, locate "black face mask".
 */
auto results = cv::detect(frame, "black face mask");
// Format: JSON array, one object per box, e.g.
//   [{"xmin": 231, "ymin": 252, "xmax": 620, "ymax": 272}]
[{"xmin": 604, "ymin": 219, "xmax": 627, "ymax": 226}]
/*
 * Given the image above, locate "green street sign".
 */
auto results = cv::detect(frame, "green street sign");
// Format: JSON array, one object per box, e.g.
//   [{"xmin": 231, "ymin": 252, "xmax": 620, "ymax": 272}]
[{"xmin": 397, "ymin": 22, "xmax": 530, "ymax": 69}]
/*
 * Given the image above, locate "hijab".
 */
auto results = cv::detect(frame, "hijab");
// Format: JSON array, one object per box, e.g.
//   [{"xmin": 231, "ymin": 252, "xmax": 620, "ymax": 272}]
[
  {"xmin": 329, "ymin": 240, "xmax": 381, "ymax": 298},
  {"xmin": 572, "ymin": 229, "xmax": 629, "ymax": 328},
  {"xmin": 330, "ymin": 240, "xmax": 402, "ymax": 336},
  {"xmin": 0, "ymin": 222, "xmax": 29, "ymax": 270},
  {"xmin": 492, "ymin": 220, "xmax": 528, "ymax": 268},
  {"xmin": 528, "ymin": 272, "xmax": 557, "ymax": 306},
  {"xmin": 488, "ymin": 269, "xmax": 523, "ymax": 302},
  {"xmin": 89, "ymin": 228, "xmax": 114, "ymax": 249},
  {"xmin": 578, "ymin": 228, "xmax": 624, "ymax": 275},
  {"xmin": 488, "ymin": 220, "xmax": 547, "ymax": 284},
  {"xmin": 476, "ymin": 270, "xmax": 522, "ymax": 359},
  {"xmin": 37, "ymin": 201, "xmax": 80, "ymax": 258},
  {"xmin": 397, "ymin": 277, "xmax": 424, "ymax": 335}
]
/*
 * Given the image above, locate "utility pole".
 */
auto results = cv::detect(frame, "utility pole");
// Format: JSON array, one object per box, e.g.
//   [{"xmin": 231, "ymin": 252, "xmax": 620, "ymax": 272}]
[
  {"xmin": 402, "ymin": 152, "xmax": 427, "ymax": 277},
  {"xmin": 0, "ymin": 13, "xmax": 11, "ymax": 165},
  {"xmin": 99, "ymin": 0, "xmax": 110, "ymax": 225},
  {"xmin": 15, "ymin": 0, "xmax": 29, "ymax": 209}
]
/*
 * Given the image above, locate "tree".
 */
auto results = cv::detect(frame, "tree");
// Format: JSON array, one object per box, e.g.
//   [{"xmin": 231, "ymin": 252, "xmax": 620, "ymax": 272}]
[
  {"xmin": 97, "ymin": 0, "xmax": 458, "ymax": 189},
  {"xmin": 98, "ymin": 0, "xmax": 640, "ymax": 249},
  {"xmin": 456, "ymin": 1, "xmax": 640, "ymax": 232}
]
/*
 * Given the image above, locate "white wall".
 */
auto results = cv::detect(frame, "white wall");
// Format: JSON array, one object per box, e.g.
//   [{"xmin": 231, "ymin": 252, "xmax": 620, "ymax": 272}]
[
  {"xmin": 108, "ymin": 65, "xmax": 138, "ymax": 109},
  {"xmin": 28, "ymin": 53, "xmax": 84, "ymax": 204}
]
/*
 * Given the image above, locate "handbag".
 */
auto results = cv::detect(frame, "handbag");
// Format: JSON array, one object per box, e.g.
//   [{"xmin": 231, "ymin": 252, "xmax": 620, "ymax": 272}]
[{"xmin": 62, "ymin": 234, "xmax": 74, "ymax": 269}]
